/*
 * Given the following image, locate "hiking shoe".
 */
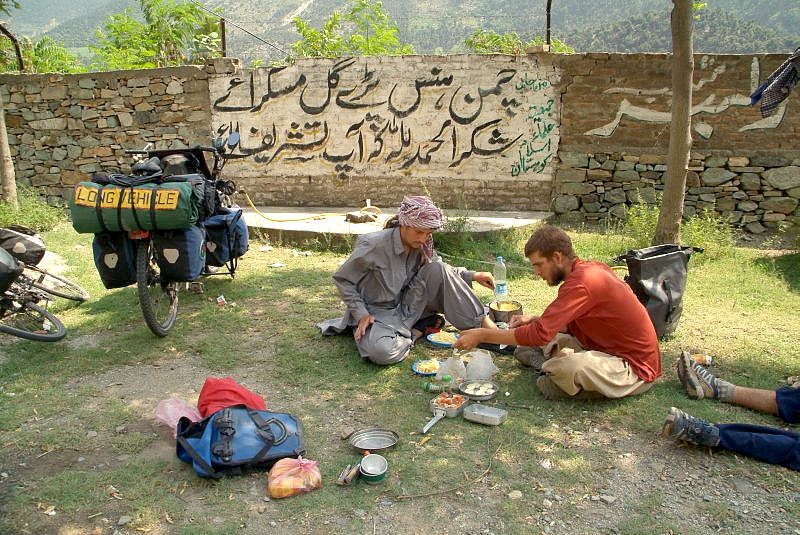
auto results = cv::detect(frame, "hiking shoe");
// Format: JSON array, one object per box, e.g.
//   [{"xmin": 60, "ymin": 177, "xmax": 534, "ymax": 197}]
[
  {"xmin": 515, "ymin": 346, "xmax": 548, "ymax": 371},
  {"xmin": 536, "ymin": 375, "xmax": 606, "ymax": 401},
  {"xmin": 676, "ymin": 350, "xmax": 719, "ymax": 400},
  {"xmin": 661, "ymin": 406, "xmax": 720, "ymax": 447}
]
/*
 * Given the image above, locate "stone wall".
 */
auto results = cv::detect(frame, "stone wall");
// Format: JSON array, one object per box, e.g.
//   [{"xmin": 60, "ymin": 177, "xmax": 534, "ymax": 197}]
[
  {"xmin": 551, "ymin": 53, "xmax": 800, "ymax": 233},
  {"xmin": 208, "ymin": 55, "xmax": 560, "ymax": 210},
  {"xmin": 0, "ymin": 65, "xmax": 213, "ymax": 206},
  {"xmin": 1, "ymin": 53, "xmax": 799, "ymax": 233}
]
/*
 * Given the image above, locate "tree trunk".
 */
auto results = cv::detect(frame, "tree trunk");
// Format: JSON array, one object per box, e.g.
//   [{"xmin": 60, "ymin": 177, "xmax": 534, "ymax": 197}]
[
  {"xmin": 0, "ymin": 23, "xmax": 24, "ymax": 72},
  {"xmin": 0, "ymin": 91, "xmax": 18, "ymax": 209},
  {"xmin": 653, "ymin": 0, "xmax": 693, "ymax": 245}
]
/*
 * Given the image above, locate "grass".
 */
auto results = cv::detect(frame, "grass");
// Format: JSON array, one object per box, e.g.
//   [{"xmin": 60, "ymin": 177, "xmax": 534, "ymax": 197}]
[{"xmin": 0, "ymin": 214, "xmax": 798, "ymax": 534}]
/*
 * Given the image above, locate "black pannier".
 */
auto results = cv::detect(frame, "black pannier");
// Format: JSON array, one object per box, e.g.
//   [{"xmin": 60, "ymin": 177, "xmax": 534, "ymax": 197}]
[
  {"xmin": 0, "ymin": 226, "xmax": 46, "ymax": 266},
  {"xmin": 152, "ymin": 225, "xmax": 206, "ymax": 282},
  {"xmin": 203, "ymin": 207, "xmax": 249, "ymax": 267},
  {"xmin": 92, "ymin": 232, "xmax": 138, "ymax": 289}
]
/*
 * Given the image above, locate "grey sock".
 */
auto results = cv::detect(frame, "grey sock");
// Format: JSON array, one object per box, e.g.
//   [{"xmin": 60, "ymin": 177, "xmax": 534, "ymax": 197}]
[{"xmin": 716, "ymin": 379, "xmax": 735, "ymax": 403}]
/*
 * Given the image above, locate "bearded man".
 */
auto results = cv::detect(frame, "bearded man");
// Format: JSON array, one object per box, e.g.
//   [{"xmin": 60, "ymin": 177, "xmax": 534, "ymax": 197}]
[
  {"xmin": 454, "ymin": 225, "xmax": 660, "ymax": 400},
  {"xmin": 318, "ymin": 195, "xmax": 496, "ymax": 365}
]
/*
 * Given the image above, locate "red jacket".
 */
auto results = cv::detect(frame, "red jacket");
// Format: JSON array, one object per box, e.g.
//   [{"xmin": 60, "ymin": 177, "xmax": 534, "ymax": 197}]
[{"xmin": 514, "ymin": 259, "xmax": 661, "ymax": 382}]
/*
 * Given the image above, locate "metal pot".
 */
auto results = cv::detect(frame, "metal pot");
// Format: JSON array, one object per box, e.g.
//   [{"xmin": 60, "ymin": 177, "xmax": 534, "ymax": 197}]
[
  {"xmin": 359, "ymin": 454, "xmax": 388, "ymax": 484},
  {"xmin": 488, "ymin": 300, "xmax": 523, "ymax": 324}
]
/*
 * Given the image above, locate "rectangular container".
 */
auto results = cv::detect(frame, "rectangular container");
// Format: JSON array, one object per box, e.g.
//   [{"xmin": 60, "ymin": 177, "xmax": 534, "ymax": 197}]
[
  {"xmin": 429, "ymin": 396, "xmax": 468, "ymax": 418},
  {"xmin": 463, "ymin": 404, "xmax": 508, "ymax": 426}
]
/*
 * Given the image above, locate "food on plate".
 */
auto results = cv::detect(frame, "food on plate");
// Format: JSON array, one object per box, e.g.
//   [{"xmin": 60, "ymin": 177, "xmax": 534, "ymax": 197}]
[
  {"xmin": 429, "ymin": 331, "xmax": 458, "ymax": 344},
  {"xmin": 462, "ymin": 381, "xmax": 497, "ymax": 396},
  {"xmin": 415, "ymin": 359, "xmax": 440, "ymax": 374},
  {"xmin": 433, "ymin": 393, "xmax": 466, "ymax": 408}
]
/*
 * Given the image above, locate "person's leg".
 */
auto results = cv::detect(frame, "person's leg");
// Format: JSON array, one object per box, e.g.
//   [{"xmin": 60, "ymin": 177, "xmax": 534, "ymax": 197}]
[
  {"xmin": 539, "ymin": 335, "xmax": 650, "ymax": 399},
  {"xmin": 676, "ymin": 351, "xmax": 781, "ymax": 416},
  {"xmin": 776, "ymin": 385, "xmax": 800, "ymax": 424},
  {"xmin": 717, "ymin": 423, "xmax": 800, "ymax": 471},
  {"xmin": 405, "ymin": 262, "xmax": 486, "ymax": 330},
  {"xmin": 514, "ymin": 345, "xmax": 547, "ymax": 370},
  {"xmin": 354, "ymin": 321, "xmax": 413, "ymax": 365}
]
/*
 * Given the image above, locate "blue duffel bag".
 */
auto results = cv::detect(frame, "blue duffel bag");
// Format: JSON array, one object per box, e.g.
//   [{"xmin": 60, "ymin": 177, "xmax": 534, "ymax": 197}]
[
  {"xmin": 176, "ymin": 405, "xmax": 306, "ymax": 478},
  {"xmin": 203, "ymin": 207, "xmax": 249, "ymax": 267},
  {"xmin": 152, "ymin": 225, "xmax": 206, "ymax": 282}
]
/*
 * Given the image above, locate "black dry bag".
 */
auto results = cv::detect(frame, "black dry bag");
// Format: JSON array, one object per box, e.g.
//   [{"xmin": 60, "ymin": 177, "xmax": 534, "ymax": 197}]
[{"xmin": 616, "ymin": 244, "xmax": 700, "ymax": 340}]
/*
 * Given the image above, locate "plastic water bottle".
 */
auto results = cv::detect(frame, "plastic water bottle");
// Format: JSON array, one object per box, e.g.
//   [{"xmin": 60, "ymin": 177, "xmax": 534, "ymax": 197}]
[{"xmin": 494, "ymin": 256, "xmax": 508, "ymax": 302}]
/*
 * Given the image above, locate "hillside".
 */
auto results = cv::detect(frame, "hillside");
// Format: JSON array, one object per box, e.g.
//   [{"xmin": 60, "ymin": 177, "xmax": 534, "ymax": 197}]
[{"xmin": 3, "ymin": 0, "xmax": 799, "ymax": 64}]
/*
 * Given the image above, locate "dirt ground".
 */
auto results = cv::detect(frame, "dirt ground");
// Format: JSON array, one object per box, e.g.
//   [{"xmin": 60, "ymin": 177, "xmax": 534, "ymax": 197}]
[
  {"xmin": 3, "ymin": 345, "xmax": 795, "ymax": 535},
  {"xmin": 3, "ymin": 250, "xmax": 799, "ymax": 534}
]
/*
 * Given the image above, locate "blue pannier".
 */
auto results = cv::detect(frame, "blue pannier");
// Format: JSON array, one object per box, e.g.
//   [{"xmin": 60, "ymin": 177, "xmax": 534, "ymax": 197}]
[
  {"xmin": 92, "ymin": 232, "xmax": 137, "ymax": 289},
  {"xmin": 203, "ymin": 207, "xmax": 249, "ymax": 267},
  {"xmin": 152, "ymin": 225, "xmax": 206, "ymax": 282}
]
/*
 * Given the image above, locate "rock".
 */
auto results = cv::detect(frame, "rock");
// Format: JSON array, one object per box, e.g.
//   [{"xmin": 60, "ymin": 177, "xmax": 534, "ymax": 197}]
[
  {"xmin": 702, "ymin": 167, "xmax": 736, "ymax": 186},
  {"xmin": 117, "ymin": 515, "xmax": 133, "ymax": 526},
  {"xmin": 508, "ymin": 490, "xmax": 523, "ymax": 500},
  {"xmin": 542, "ymin": 498, "xmax": 553, "ymax": 508},
  {"xmin": 600, "ymin": 495, "xmax": 617, "ymax": 504},
  {"xmin": 745, "ymin": 221, "xmax": 766, "ymax": 234},
  {"xmin": 552, "ymin": 195, "xmax": 579, "ymax": 214},
  {"xmin": 87, "ymin": 430, "xmax": 98, "ymax": 438},
  {"xmin": 763, "ymin": 166, "xmax": 800, "ymax": 190},
  {"xmin": 760, "ymin": 197, "xmax": 798, "ymax": 214}
]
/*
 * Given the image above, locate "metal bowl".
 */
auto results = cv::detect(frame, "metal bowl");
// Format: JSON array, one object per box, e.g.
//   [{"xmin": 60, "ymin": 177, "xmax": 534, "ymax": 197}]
[
  {"xmin": 348, "ymin": 428, "xmax": 399, "ymax": 453},
  {"xmin": 359, "ymin": 454, "xmax": 388, "ymax": 484},
  {"xmin": 488, "ymin": 301, "xmax": 523, "ymax": 324},
  {"xmin": 458, "ymin": 379, "xmax": 500, "ymax": 401}
]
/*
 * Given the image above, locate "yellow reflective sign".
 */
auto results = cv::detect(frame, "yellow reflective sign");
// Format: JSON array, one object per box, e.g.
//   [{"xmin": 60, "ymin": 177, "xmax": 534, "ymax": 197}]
[{"xmin": 74, "ymin": 184, "xmax": 180, "ymax": 211}]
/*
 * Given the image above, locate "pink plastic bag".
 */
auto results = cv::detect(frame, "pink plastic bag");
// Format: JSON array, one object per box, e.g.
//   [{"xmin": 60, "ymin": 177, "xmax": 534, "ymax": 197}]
[{"xmin": 155, "ymin": 398, "xmax": 202, "ymax": 437}]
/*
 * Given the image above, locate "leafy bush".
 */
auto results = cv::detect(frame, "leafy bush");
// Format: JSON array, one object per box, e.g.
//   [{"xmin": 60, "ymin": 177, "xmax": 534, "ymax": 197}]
[
  {"xmin": 622, "ymin": 203, "xmax": 660, "ymax": 249},
  {"xmin": 681, "ymin": 210, "xmax": 738, "ymax": 262},
  {"xmin": 0, "ymin": 188, "xmax": 65, "ymax": 232}
]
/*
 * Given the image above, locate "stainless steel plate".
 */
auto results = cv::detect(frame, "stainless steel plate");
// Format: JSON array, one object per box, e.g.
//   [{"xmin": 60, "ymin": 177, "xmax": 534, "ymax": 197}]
[
  {"xmin": 349, "ymin": 428, "xmax": 399, "ymax": 452},
  {"xmin": 458, "ymin": 379, "xmax": 500, "ymax": 401}
]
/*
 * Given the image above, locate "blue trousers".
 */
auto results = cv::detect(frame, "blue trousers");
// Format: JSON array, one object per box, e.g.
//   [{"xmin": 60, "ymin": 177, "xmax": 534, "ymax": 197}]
[{"xmin": 718, "ymin": 423, "xmax": 800, "ymax": 471}]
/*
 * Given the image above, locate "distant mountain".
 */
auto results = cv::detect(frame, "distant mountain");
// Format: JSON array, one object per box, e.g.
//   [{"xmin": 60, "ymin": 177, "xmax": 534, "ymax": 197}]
[{"xmin": 3, "ymin": 0, "xmax": 798, "ymax": 64}]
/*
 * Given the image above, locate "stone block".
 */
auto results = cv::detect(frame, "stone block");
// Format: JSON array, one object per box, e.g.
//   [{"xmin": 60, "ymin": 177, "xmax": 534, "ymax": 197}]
[
  {"xmin": 612, "ymin": 169, "xmax": 639, "ymax": 182},
  {"xmin": 555, "ymin": 167, "xmax": 586, "ymax": 183},
  {"xmin": 639, "ymin": 154, "xmax": 665, "ymax": 165},
  {"xmin": 738, "ymin": 200, "xmax": 758, "ymax": 212},
  {"xmin": 745, "ymin": 221, "xmax": 766, "ymax": 234},
  {"xmin": 701, "ymin": 167, "xmax": 735, "ymax": 186},
  {"xmin": 705, "ymin": 155, "xmax": 727, "ymax": 167},
  {"xmin": 716, "ymin": 197, "xmax": 736, "ymax": 211},
  {"xmin": 728, "ymin": 156, "xmax": 749, "ymax": 167},
  {"xmin": 559, "ymin": 182, "xmax": 595, "ymax": 195},
  {"xmin": 751, "ymin": 155, "xmax": 789, "ymax": 167},
  {"xmin": 604, "ymin": 188, "xmax": 626, "ymax": 204},
  {"xmin": 739, "ymin": 172, "xmax": 761, "ymax": 190},
  {"xmin": 763, "ymin": 166, "xmax": 800, "ymax": 190},
  {"xmin": 760, "ymin": 197, "xmax": 798, "ymax": 214},
  {"xmin": 559, "ymin": 152, "xmax": 589, "ymax": 168},
  {"xmin": 762, "ymin": 212, "xmax": 787, "ymax": 222},
  {"xmin": 552, "ymin": 195, "xmax": 579, "ymax": 214}
]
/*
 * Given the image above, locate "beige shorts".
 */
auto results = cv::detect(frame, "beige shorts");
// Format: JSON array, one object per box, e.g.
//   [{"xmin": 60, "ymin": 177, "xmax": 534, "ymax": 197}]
[{"xmin": 540, "ymin": 333, "xmax": 652, "ymax": 398}]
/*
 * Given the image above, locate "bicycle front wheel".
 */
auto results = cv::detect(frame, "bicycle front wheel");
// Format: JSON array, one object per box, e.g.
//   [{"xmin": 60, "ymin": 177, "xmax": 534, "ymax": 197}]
[
  {"xmin": 23, "ymin": 265, "xmax": 89, "ymax": 302},
  {"xmin": 135, "ymin": 240, "xmax": 178, "ymax": 337},
  {"xmin": 0, "ymin": 300, "xmax": 67, "ymax": 342}
]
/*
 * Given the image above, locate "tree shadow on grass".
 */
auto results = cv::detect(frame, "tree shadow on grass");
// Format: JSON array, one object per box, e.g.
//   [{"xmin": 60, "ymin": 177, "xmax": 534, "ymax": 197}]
[{"xmin": 754, "ymin": 252, "xmax": 800, "ymax": 292}]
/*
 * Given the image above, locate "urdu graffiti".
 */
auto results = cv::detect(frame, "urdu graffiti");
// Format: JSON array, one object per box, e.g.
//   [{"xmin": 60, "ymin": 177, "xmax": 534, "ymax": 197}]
[
  {"xmin": 210, "ymin": 57, "xmax": 558, "ymax": 181},
  {"xmin": 583, "ymin": 56, "xmax": 786, "ymax": 140}
]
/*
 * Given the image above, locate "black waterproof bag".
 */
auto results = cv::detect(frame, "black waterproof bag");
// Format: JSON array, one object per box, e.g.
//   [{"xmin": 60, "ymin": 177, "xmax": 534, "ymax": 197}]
[{"xmin": 616, "ymin": 245, "xmax": 700, "ymax": 339}]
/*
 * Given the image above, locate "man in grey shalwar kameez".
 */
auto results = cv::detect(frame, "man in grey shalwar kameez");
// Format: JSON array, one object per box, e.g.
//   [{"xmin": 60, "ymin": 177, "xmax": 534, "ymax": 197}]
[{"xmin": 317, "ymin": 196, "xmax": 497, "ymax": 365}]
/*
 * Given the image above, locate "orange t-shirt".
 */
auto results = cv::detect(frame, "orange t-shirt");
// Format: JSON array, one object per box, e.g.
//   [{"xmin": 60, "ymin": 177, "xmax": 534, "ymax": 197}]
[{"xmin": 514, "ymin": 259, "xmax": 661, "ymax": 382}]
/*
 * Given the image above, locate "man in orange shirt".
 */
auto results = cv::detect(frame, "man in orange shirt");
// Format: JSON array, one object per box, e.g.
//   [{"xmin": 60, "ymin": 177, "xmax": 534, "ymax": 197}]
[{"xmin": 454, "ymin": 225, "xmax": 661, "ymax": 400}]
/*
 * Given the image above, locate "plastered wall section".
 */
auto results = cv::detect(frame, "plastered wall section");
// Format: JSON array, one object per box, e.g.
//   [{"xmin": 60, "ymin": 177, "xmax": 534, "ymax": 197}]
[
  {"xmin": 208, "ymin": 54, "xmax": 561, "ymax": 210},
  {"xmin": 0, "ymin": 66, "xmax": 212, "ymax": 206}
]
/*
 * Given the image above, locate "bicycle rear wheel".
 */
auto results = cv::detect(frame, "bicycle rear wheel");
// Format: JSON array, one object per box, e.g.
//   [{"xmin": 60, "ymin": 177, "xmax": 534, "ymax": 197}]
[
  {"xmin": 23, "ymin": 265, "xmax": 89, "ymax": 302},
  {"xmin": 0, "ymin": 300, "xmax": 67, "ymax": 342},
  {"xmin": 135, "ymin": 240, "xmax": 178, "ymax": 337}
]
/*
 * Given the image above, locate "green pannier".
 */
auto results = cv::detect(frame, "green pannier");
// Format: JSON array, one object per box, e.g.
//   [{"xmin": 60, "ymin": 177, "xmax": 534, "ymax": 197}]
[{"xmin": 70, "ymin": 181, "xmax": 200, "ymax": 234}]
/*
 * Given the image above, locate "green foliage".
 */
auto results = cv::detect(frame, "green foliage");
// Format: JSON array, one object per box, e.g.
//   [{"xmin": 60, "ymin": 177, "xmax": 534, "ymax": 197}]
[
  {"xmin": 0, "ymin": 188, "xmax": 65, "ymax": 232},
  {"xmin": 22, "ymin": 36, "xmax": 85, "ymax": 73},
  {"xmin": 622, "ymin": 203, "xmax": 660, "ymax": 250},
  {"xmin": 0, "ymin": 0, "xmax": 19, "ymax": 16},
  {"xmin": 90, "ymin": 0, "xmax": 221, "ymax": 70},
  {"xmin": 291, "ymin": 0, "xmax": 413, "ymax": 59},
  {"xmin": 620, "ymin": 203, "xmax": 737, "ymax": 262},
  {"xmin": 465, "ymin": 30, "xmax": 574, "ymax": 55}
]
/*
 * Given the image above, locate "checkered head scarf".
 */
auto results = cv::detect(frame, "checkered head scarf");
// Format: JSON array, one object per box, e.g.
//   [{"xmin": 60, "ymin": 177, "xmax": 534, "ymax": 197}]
[{"xmin": 397, "ymin": 195, "xmax": 443, "ymax": 263}]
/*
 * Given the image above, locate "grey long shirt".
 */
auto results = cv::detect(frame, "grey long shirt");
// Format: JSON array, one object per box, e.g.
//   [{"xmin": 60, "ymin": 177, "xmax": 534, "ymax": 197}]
[{"xmin": 318, "ymin": 227, "xmax": 474, "ymax": 334}]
